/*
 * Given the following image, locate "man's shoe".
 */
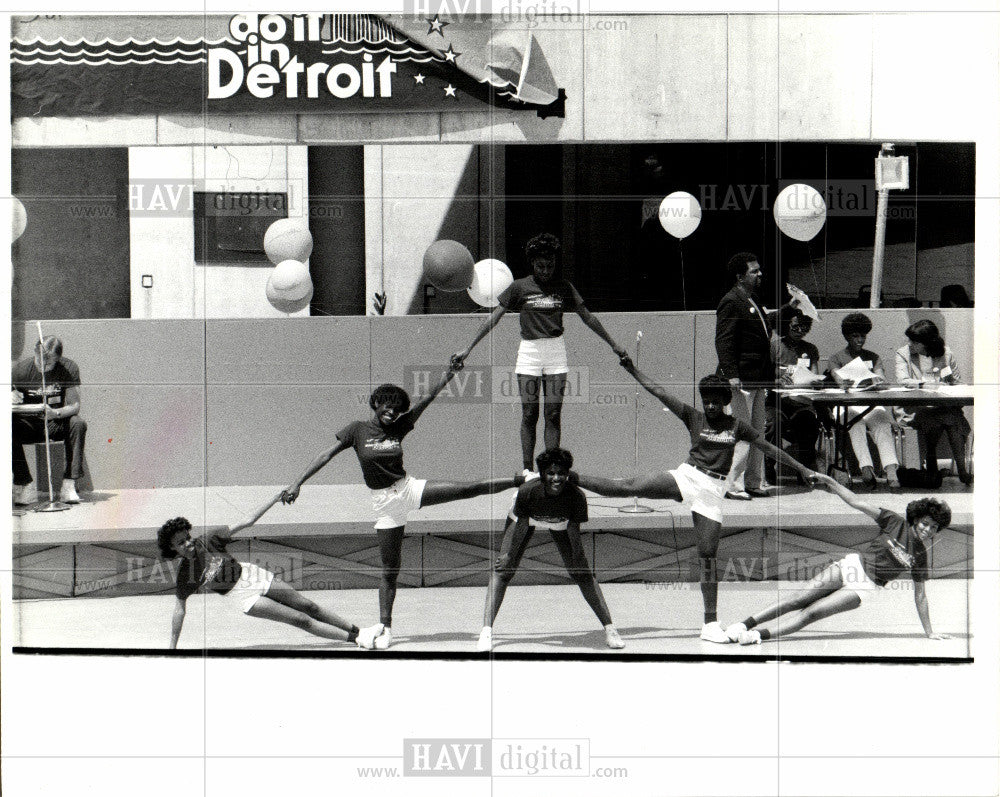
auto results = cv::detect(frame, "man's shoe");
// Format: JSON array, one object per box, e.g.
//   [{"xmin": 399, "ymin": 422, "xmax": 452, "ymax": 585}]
[
  {"xmin": 700, "ymin": 621, "xmax": 729, "ymax": 643},
  {"xmin": 373, "ymin": 627, "xmax": 393, "ymax": 650},
  {"xmin": 476, "ymin": 627, "xmax": 493, "ymax": 652},
  {"xmin": 725, "ymin": 490, "xmax": 752, "ymax": 501},
  {"xmin": 745, "ymin": 485, "xmax": 774, "ymax": 498},
  {"xmin": 605, "ymin": 627, "xmax": 625, "ymax": 649},
  {"xmin": 356, "ymin": 623, "xmax": 384, "ymax": 650},
  {"xmin": 724, "ymin": 622, "xmax": 748, "ymax": 643},
  {"xmin": 13, "ymin": 484, "xmax": 36, "ymax": 506},
  {"xmin": 59, "ymin": 480, "xmax": 80, "ymax": 504}
]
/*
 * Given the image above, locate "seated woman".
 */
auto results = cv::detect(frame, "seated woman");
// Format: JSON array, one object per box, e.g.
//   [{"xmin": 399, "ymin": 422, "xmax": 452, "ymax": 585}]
[
  {"xmin": 826, "ymin": 313, "xmax": 900, "ymax": 489},
  {"xmin": 767, "ymin": 309, "xmax": 823, "ymax": 483},
  {"xmin": 894, "ymin": 319, "xmax": 972, "ymax": 485}
]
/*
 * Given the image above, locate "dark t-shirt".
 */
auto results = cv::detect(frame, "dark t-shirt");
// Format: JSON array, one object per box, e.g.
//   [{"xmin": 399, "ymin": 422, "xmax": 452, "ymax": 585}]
[
  {"xmin": 337, "ymin": 415, "xmax": 416, "ymax": 489},
  {"xmin": 11, "ymin": 357, "xmax": 81, "ymax": 409},
  {"xmin": 511, "ymin": 481, "xmax": 588, "ymax": 529},
  {"xmin": 677, "ymin": 404, "xmax": 760, "ymax": 476},
  {"xmin": 772, "ymin": 336, "xmax": 820, "ymax": 370},
  {"xmin": 498, "ymin": 276, "xmax": 583, "ymax": 340},
  {"xmin": 827, "ymin": 347, "xmax": 882, "ymax": 377},
  {"xmin": 860, "ymin": 509, "xmax": 929, "ymax": 586},
  {"xmin": 175, "ymin": 529, "xmax": 243, "ymax": 600}
]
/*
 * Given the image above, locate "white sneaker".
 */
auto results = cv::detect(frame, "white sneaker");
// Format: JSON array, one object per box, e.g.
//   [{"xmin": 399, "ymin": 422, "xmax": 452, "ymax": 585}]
[
  {"xmin": 373, "ymin": 626, "xmax": 393, "ymax": 650},
  {"xmin": 605, "ymin": 626, "xmax": 625, "ymax": 649},
  {"xmin": 522, "ymin": 469, "xmax": 540, "ymax": 482},
  {"xmin": 13, "ymin": 484, "xmax": 37, "ymax": 505},
  {"xmin": 700, "ymin": 621, "xmax": 730, "ymax": 644},
  {"xmin": 724, "ymin": 622, "xmax": 747, "ymax": 643},
  {"xmin": 477, "ymin": 627, "xmax": 493, "ymax": 652},
  {"xmin": 738, "ymin": 629, "xmax": 763, "ymax": 646},
  {"xmin": 59, "ymin": 480, "xmax": 80, "ymax": 504},
  {"xmin": 356, "ymin": 622, "xmax": 384, "ymax": 650}
]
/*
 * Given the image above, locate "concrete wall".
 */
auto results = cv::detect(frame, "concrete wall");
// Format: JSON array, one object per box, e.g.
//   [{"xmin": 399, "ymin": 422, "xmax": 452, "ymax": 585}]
[
  {"xmin": 13, "ymin": 308, "xmax": 973, "ymax": 490},
  {"xmin": 129, "ymin": 145, "xmax": 309, "ymax": 319},
  {"xmin": 12, "ymin": 14, "xmax": 998, "ymax": 146}
]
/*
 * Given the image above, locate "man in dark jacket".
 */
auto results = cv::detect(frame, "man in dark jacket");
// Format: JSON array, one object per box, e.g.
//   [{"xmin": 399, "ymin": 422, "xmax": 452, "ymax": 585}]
[{"xmin": 715, "ymin": 252, "xmax": 796, "ymax": 498}]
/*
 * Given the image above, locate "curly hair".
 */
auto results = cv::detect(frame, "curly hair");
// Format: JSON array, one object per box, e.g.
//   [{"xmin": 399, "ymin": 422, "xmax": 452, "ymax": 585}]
[
  {"xmin": 698, "ymin": 374, "xmax": 732, "ymax": 406},
  {"xmin": 369, "ymin": 383, "xmax": 411, "ymax": 413},
  {"xmin": 525, "ymin": 233, "xmax": 561, "ymax": 262},
  {"xmin": 904, "ymin": 319, "xmax": 946, "ymax": 358},
  {"xmin": 536, "ymin": 447, "xmax": 573, "ymax": 473},
  {"xmin": 841, "ymin": 312, "xmax": 873, "ymax": 338},
  {"xmin": 157, "ymin": 516, "xmax": 192, "ymax": 559},
  {"xmin": 906, "ymin": 498, "xmax": 951, "ymax": 529},
  {"xmin": 726, "ymin": 252, "xmax": 758, "ymax": 282}
]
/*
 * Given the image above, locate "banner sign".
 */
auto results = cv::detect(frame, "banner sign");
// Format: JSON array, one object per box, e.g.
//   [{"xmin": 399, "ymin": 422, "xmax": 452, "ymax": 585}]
[{"xmin": 11, "ymin": 13, "xmax": 563, "ymax": 117}]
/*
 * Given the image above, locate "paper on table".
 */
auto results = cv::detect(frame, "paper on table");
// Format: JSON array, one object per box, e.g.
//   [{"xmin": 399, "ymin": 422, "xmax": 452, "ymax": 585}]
[
  {"xmin": 833, "ymin": 357, "xmax": 885, "ymax": 389},
  {"xmin": 934, "ymin": 384, "xmax": 970, "ymax": 396},
  {"xmin": 790, "ymin": 362, "xmax": 822, "ymax": 385}
]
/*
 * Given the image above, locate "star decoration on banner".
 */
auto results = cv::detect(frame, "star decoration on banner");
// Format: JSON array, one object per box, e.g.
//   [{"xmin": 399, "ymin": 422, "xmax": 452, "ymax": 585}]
[
  {"xmin": 426, "ymin": 14, "xmax": 449, "ymax": 36},
  {"xmin": 413, "ymin": 73, "xmax": 426, "ymax": 84},
  {"xmin": 444, "ymin": 84, "xmax": 457, "ymax": 98},
  {"xmin": 442, "ymin": 43, "xmax": 461, "ymax": 64}
]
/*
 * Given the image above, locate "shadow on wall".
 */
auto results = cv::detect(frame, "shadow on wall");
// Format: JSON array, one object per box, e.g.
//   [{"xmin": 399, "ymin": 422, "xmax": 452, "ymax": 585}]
[
  {"xmin": 437, "ymin": 43, "xmax": 566, "ymax": 142},
  {"xmin": 404, "ymin": 146, "xmax": 484, "ymax": 316},
  {"xmin": 12, "ymin": 323, "xmax": 25, "ymax": 361}
]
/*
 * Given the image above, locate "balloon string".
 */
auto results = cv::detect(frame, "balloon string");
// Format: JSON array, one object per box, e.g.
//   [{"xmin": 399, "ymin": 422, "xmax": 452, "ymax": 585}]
[
  {"xmin": 805, "ymin": 240, "xmax": 822, "ymax": 297},
  {"xmin": 678, "ymin": 239, "xmax": 688, "ymax": 310}
]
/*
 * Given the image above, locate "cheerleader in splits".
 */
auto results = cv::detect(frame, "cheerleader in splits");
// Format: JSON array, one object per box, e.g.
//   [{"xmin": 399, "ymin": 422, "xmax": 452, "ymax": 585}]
[
  {"xmin": 281, "ymin": 362, "xmax": 520, "ymax": 649},
  {"xmin": 574, "ymin": 357, "xmax": 820, "ymax": 643}
]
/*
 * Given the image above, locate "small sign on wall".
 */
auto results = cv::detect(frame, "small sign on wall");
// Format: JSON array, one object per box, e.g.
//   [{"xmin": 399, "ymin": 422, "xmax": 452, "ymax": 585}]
[{"xmin": 193, "ymin": 191, "xmax": 288, "ymax": 265}]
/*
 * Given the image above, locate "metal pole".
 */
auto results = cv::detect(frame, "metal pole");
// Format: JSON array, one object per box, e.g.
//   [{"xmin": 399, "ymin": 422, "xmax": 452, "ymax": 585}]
[
  {"xmin": 33, "ymin": 321, "xmax": 70, "ymax": 512},
  {"xmin": 870, "ymin": 188, "xmax": 889, "ymax": 309},
  {"xmin": 620, "ymin": 331, "xmax": 654, "ymax": 514}
]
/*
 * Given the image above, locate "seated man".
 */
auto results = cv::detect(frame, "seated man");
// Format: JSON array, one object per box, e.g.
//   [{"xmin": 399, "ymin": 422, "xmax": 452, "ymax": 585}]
[
  {"xmin": 826, "ymin": 313, "xmax": 900, "ymax": 489},
  {"xmin": 766, "ymin": 309, "xmax": 823, "ymax": 482},
  {"xmin": 12, "ymin": 336, "xmax": 87, "ymax": 504}
]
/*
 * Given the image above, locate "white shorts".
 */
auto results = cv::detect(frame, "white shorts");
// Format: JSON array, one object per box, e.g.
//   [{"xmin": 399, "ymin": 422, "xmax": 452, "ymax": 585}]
[
  {"xmin": 224, "ymin": 562, "xmax": 276, "ymax": 614},
  {"xmin": 838, "ymin": 553, "xmax": 879, "ymax": 603},
  {"xmin": 669, "ymin": 462, "xmax": 726, "ymax": 524},
  {"xmin": 515, "ymin": 336, "xmax": 568, "ymax": 376},
  {"xmin": 371, "ymin": 475, "xmax": 427, "ymax": 529}
]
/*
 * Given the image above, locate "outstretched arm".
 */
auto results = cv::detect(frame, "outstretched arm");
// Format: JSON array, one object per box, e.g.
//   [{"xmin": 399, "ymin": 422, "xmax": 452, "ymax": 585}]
[
  {"xmin": 622, "ymin": 362, "xmax": 688, "ymax": 419},
  {"xmin": 751, "ymin": 438, "xmax": 818, "ymax": 481},
  {"xmin": 281, "ymin": 440, "xmax": 351, "ymax": 504},
  {"xmin": 811, "ymin": 473, "xmax": 880, "ymax": 520},
  {"xmin": 575, "ymin": 306, "xmax": 626, "ymax": 357},
  {"xmin": 225, "ymin": 491, "xmax": 285, "ymax": 537},
  {"xmin": 169, "ymin": 597, "xmax": 187, "ymax": 649},
  {"xmin": 406, "ymin": 364, "xmax": 460, "ymax": 424},
  {"xmin": 452, "ymin": 306, "xmax": 507, "ymax": 365},
  {"xmin": 913, "ymin": 581, "xmax": 949, "ymax": 639}
]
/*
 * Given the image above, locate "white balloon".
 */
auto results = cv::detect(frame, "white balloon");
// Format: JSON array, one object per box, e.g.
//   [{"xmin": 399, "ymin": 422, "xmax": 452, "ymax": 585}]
[
  {"xmin": 264, "ymin": 218, "xmax": 313, "ymax": 265},
  {"xmin": 774, "ymin": 184, "xmax": 827, "ymax": 242},
  {"xmin": 266, "ymin": 259, "xmax": 313, "ymax": 314},
  {"xmin": 467, "ymin": 258, "xmax": 514, "ymax": 308},
  {"xmin": 658, "ymin": 192, "xmax": 702, "ymax": 239},
  {"xmin": 11, "ymin": 197, "xmax": 27, "ymax": 242}
]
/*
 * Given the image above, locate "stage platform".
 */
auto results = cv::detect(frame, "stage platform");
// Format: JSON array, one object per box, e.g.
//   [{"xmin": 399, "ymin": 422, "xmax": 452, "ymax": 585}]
[
  {"xmin": 12, "ymin": 484, "xmax": 974, "ymax": 600},
  {"xmin": 12, "ymin": 580, "xmax": 972, "ymax": 661},
  {"xmin": 12, "ymin": 482, "xmax": 975, "ymax": 543}
]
